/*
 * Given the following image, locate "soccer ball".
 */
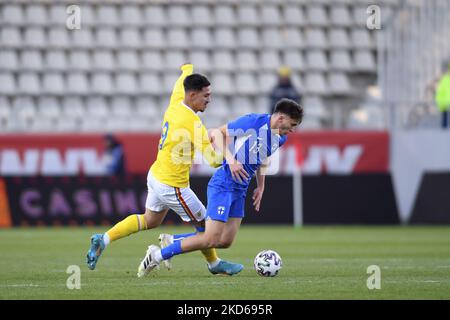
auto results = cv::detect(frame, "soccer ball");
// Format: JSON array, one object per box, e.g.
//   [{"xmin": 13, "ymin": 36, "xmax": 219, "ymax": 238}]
[{"xmin": 253, "ymin": 250, "xmax": 282, "ymax": 277}]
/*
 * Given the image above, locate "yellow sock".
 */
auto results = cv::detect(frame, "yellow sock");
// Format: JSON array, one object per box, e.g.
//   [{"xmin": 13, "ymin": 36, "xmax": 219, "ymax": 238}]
[
  {"xmin": 200, "ymin": 248, "xmax": 219, "ymax": 263},
  {"xmin": 106, "ymin": 214, "xmax": 147, "ymax": 242}
]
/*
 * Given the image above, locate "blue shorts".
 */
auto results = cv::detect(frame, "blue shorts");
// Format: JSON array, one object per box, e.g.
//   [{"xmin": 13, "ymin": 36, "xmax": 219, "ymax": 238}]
[{"xmin": 206, "ymin": 185, "xmax": 246, "ymax": 222}]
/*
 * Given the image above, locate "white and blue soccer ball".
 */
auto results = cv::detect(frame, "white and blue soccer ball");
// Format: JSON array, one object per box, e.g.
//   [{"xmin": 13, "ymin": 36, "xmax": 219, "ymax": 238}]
[{"xmin": 253, "ymin": 250, "xmax": 282, "ymax": 277}]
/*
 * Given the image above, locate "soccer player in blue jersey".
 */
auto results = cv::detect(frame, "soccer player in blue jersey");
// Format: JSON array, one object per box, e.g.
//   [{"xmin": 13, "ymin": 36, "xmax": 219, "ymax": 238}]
[{"xmin": 137, "ymin": 98, "xmax": 303, "ymax": 276}]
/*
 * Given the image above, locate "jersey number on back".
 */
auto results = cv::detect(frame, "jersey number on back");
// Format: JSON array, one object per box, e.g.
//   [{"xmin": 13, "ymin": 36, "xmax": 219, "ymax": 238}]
[{"xmin": 159, "ymin": 121, "xmax": 169, "ymax": 150}]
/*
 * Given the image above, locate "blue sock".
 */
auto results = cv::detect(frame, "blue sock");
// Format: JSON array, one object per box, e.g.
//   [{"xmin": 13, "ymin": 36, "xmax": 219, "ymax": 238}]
[
  {"xmin": 161, "ymin": 240, "xmax": 183, "ymax": 260},
  {"xmin": 173, "ymin": 232, "xmax": 197, "ymax": 241},
  {"xmin": 172, "ymin": 225, "xmax": 204, "ymax": 241},
  {"xmin": 195, "ymin": 226, "xmax": 205, "ymax": 233}
]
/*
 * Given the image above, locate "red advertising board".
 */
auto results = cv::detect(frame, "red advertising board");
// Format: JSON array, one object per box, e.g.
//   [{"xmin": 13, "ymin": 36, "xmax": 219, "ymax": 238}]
[{"xmin": 0, "ymin": 131, "xmax": 388, "ymax": 176}]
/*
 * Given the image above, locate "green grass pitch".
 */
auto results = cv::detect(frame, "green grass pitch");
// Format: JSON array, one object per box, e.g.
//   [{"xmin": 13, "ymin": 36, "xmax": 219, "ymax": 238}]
[{"xmin": 1, "ymin": 225, "xmax": 449, "ymax": 300}]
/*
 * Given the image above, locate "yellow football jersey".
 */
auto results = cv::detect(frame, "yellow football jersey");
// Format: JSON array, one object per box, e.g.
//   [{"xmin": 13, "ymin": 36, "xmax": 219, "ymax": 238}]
[{"xmin": 150, "ymin": 64, "xmax": 223, "ymax": 187}]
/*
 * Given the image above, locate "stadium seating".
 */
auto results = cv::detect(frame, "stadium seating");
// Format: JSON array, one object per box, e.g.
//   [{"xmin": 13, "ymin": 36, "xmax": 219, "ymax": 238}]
[{"xmin": 0, "ymin": 0, "xmax": 401, "ymax": 132}]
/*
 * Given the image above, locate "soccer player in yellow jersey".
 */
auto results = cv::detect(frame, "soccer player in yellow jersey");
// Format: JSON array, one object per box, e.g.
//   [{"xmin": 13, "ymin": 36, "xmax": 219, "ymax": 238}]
[{"xmin": 87, "ymin": 64, "xmax": 245, "ymax": 276}]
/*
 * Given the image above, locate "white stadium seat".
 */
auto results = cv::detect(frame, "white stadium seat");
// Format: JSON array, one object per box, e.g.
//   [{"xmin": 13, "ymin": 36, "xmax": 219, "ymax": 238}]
[
  {"xmin": 21, "ymin": 50, "xmax": 43, "ymax": 70},
  {"xmin": 48, "ymin": 28, "xmax": 69, "ymax": 48},
  {"xmin": 42, "ymin": 73, "xmax": 65, "ymax": 95},
  {"xmin": 0, "ymin": 73, "xmax": 17, "ymax": 95},
  {"xmin": 306, "ymin": 50, "xmax": 329, "ymax": 71},
  {"xmin": 97, "ymin": 5, "xmax": 119, "ymax": 26},
  {"xmin": 45, "ymin": 51, "xmax": 67, "ymax": 71},
  {"xmin": 307, "ymin": 5, "xmax": 329, "ymax": 27},
  {"xmin": 191, "ymin": 6, "xmax": 213, "ymax": 27},
  {"xmin": 67, "ymin": 73, "xmax": 89, "ymax": 95},
  {"xmin": 330, "ymin": 50, "xmax": 353, "ymax": 71},
  {"xmin": 235, "ymin": 73, "xmax": 258, "ymax": 95},
  {"xmin": 237, "ymin": 28, "xmax": 260, "ymax": 49},
  {"xmin": 68, "ymin": 51, "xmax": 91, "ymax": 70},
  {"xmin": 18, "ymin": 72, "xmax": 41, "ymax": 95},
  {"xmin": 261, "ymin": 6, "xmax": 282, "ymax": 26},
  {"xmin": 236, "ymin": 51, "xmax": 258, "ymax": 71},
  {"xmin": 116, "ymin": 73, "xmax": 138, "ymax": 95},
  {"xmin": 117, "ymin": 50, "xmax": 139, "ymax": 71},
  {"xmin": 144, "ymin": 6, "xmax": 167, "ymax": 26},
  {"xmin": 92, "ymin": 51, "xmax": 115, "ymax": 71},
  {"xmin": 120, "ymin": 5, "xmax": 143, "ymax": 26},
  {"xmin": 37, "ymin": 96, "xmax": 61, "ymax": 118},
  {"xmin": 283, "ymin": 5, "xmax": 305, "ymax": 26},
  {"xmin": 214, "ymin": 5, "xmax": 236, "ymax": 26},
  {"xmin": 62, "ymin": 97, "xmax": 85, "ymax": 118},
  {"xmin": 191, "ymin": 28, "xmax": 213, "ymax": 49},
  {"xmin": 188, "ymin": 51, "xmax": 212, "ymax": 72},
  {"xmin": 3, "ymin": 5, "xmax": 24, "ymax": 24},
  {"xmin": 91, "ymin": 73, "xmax": 114, "ymax": 95},
  {"xmin": 25, "ymin": 5, "xmax": 47, "ymax": 25},
  {"xmin": 1, "ymin": 28, "xmax": 22, "ymax": 47},
  {"xmin": 329, "ymin": 73, "xmax": 352, "ymax": 95},
  {"xmin": 305, "ymin": 72, "xmax": 327, "ymax": 95},
  {"xmin": 24, "ymin": 28, "xmax": 46, "ymax": 48},
  {"xmin": 212, "ymin": 51, "xmax": 235, "ymax": 71},
  {"xmin": 237, "ymin": 5, "xmax": 259, "ymax": 26},
  {"xmin": 167, "ymin": 6, "xmax": 190, "ymax": 27},
  {"xmin": 167, "ymin": 29, "xmax": 189, "ymax": 49},
  {"xmin": 0, "ymin": 51, "xmax": 19, "ymax": 70},
  {"xmin": 260, "ymin": 51, "xmax": 281, "ymax": 71},
  {"xmin": 214, "ymin": 28, "xmax": 237, "ymax": 49},
  {"xmin": 141, "ymin": 51, "xmax": 164, "ymax": 71},
  {"xmin": 119, "ymin": 28, "xmax": 141, "ymax": 48}
]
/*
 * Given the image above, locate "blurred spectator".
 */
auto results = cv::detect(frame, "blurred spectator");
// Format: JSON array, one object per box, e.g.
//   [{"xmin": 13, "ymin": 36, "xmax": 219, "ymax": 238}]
[
  {"xmin": 104, "ymin": 134, "xmax": 126, "ymax": 175},
  {"xmin": 269, "ymin": 66, "xmax": 302, "ymax": 114},
  {"xmin": 435, "ymin": 61, "xmax": 450, "ymax": 128}
]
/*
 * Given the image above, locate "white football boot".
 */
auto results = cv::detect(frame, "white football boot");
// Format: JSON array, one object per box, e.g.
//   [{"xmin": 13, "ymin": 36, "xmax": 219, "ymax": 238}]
[{"xmin": 137, "ymin": 244, "xmax": 160, "ymax": 278}]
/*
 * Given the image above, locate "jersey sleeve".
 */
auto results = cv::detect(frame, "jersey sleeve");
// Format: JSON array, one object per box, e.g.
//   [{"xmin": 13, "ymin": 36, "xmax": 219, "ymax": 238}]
[
  {"xmin": 169, "ymin": 64, "xmax": 194, "ymax": 106},
  {"xmin": 193, "ymin": 124, "xmax": 223, "ymax": 168},
  {"xmin": 227, "ymin": 114, "xmax": 259, "ymax": 136}
]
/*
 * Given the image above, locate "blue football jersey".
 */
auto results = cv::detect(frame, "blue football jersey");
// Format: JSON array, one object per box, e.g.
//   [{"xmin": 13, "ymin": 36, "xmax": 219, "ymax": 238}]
[{"xmin": 209, "ymin": 113, "xmax": 287, "ymax": 191}]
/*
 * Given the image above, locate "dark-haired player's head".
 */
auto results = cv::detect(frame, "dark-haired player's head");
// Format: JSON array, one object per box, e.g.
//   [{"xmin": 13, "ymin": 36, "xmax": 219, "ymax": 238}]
[
  {"xmin": 184, "ymin": 74, "xmax": 211, "ymax": 113},
  {"xmin": 271, "ymin": 98, "xmax": 304, "ymax": 135}
]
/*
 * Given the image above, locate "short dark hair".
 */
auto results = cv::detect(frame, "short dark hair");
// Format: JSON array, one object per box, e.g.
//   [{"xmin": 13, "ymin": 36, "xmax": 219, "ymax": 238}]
[
  {"xmin": 184, "ymin": 74, "xmax": 211, "ymax": 92},
  {"xmin": 273, "ymin": 98, "xmax": 304, "ymax": 123}
]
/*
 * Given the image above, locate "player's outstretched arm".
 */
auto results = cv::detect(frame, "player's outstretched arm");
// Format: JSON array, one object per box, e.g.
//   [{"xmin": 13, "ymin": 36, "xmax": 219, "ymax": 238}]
[{"xmin": 169, "ymin": 63, "xmax": 193, "ymax": 107}]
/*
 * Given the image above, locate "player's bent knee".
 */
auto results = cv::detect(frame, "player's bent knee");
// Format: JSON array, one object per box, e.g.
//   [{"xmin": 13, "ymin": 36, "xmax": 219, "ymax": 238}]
[
  {"xmin": 143, "ymin": 209, "xmax": 164, "ymax": 229},
  {"xmin": 203, "ymin": 234, "xmax": 222, "ymax": 249},
  {"xmin": 218, "ymin": 238, "xmax": 233, "ymax": 248}
]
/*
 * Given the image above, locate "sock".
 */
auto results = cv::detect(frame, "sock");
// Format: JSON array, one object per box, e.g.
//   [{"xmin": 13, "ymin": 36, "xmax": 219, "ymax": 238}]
[
  {"xmin": 103, "ymin": 232, "xmax": 110, "ymax": 247},
  {"xmin": 170, "ymin": 226, "xmax": 219, "ymax": 265},
  {"xmin": 202, "ymin": 249, "xmax": 220, "ymax": 266},
  {"xmin": 154, "ymin": 249, "xmax": 163, "ymax": 263},
  {"xmin": 207, "ymin": 258, "xmax": 221, "ymax": 269},
  {"xmin": 105, "ymin": 214, "xmax": 147, "ymax": 242},
  {"xmin": 195, "ymin": 226, "xmax": 205, "ymax": 233},
  {"xmin": 160, "ymin": 240, "xmax": 183, "ymax": 261},
  {"xmin": 171, "ymin": 224, "xmax": 203, "ymax": 241},
  {"xmin": 173, "ymin": 232, "xmax": 197, "ymax": 241}
]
